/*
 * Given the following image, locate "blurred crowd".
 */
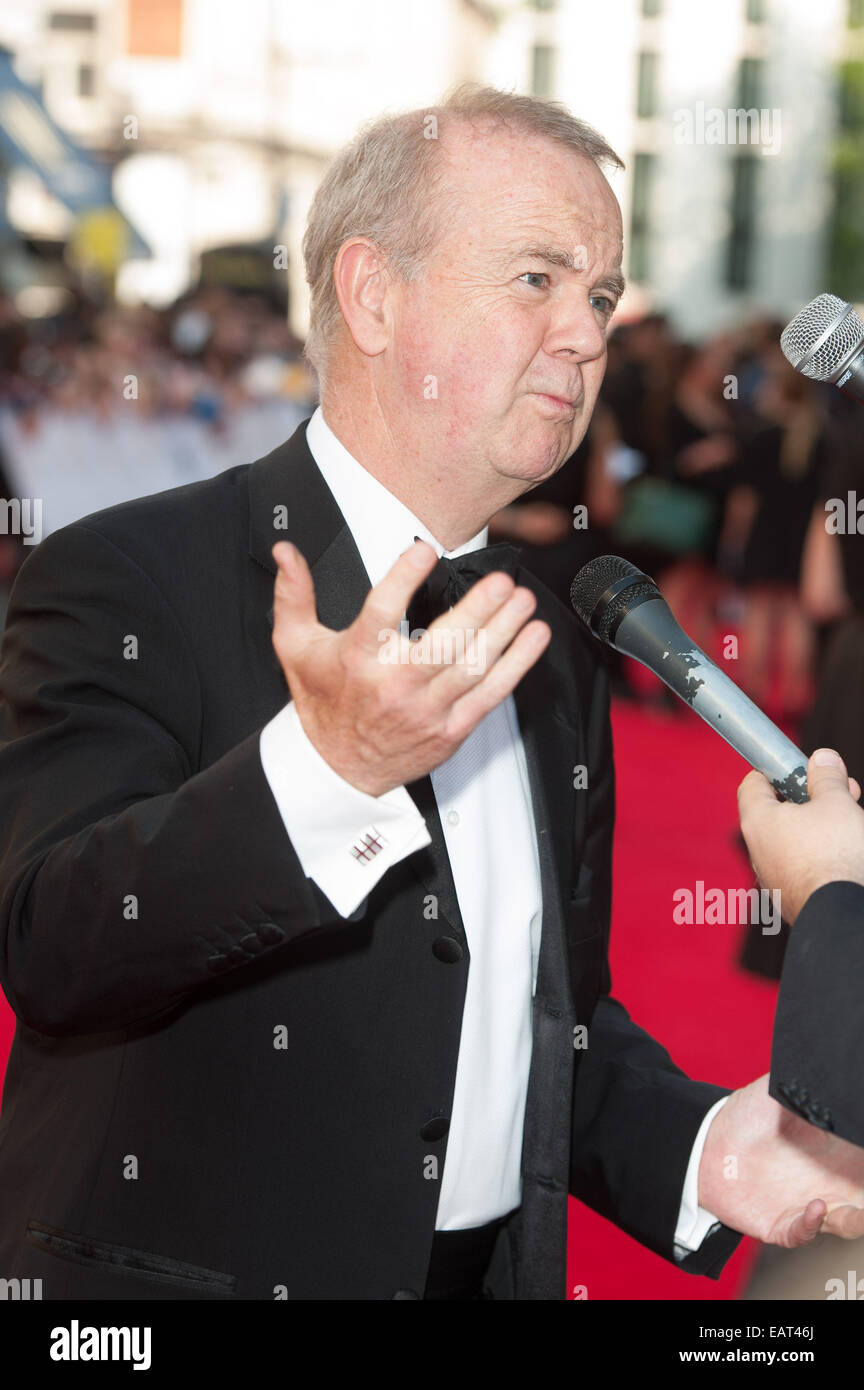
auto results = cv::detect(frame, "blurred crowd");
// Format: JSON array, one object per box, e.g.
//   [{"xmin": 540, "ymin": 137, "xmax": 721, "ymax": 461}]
[
  {"xmin": 0, "ymin": 284, "xmax": 316, "ymax": 421},
  {"xmin": 0, "ymin": 286, "xmax": 317, "ymax": 580}
]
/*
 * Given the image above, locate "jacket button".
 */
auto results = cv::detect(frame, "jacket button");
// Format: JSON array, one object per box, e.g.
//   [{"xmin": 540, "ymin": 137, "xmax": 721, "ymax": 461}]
[
  {"xmin": 226, "ymin": 947, "xmax": 247, "ymax": 965},
  {"xmin": 257, "ymin": 922, "xmax": 284, "ymax": 945},
  {"xmin": 420, "ymin": 1115, "xmax": 449, "ymax": 1141},
  {"xmin": 392, "ymin": 1289, "xmax": 421, "ymax": 1299},
  {"xmin": 432, "ymin": 936, "xmax": 463, "ymax": 963},
  {"xmin": 207, "ymin": 954, "xmax": 230, "ymax": 972}
]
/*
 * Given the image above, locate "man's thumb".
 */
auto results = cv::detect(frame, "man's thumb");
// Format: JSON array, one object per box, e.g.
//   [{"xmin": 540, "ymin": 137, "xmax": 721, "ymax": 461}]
[
  {"xmin": 272, "ymin": 541, "xmax": 317, "ymax": 629},
  {"xmin": 808, "ymin": 747, "xmax": 850, "ymax": 798}
]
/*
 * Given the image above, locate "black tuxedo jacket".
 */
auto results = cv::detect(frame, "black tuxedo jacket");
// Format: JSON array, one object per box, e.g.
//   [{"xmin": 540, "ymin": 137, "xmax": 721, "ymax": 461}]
[
  {"xmin": 770, "ymin": 880, "xmax": 864, "ymax": 1149},
  {"xmin": 0, "ymin": 419, "xmax": 741, "ymax": 1299}
]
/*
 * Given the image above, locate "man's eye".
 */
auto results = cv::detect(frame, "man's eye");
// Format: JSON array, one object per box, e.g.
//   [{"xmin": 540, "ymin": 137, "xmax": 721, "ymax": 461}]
[
  {"xmin": 517, "ymin": 272, "xmax": 549, "ymax": 289},
  {"xmin": 590, "ymin": 293, "xmax": 616, "ymax": 317}
]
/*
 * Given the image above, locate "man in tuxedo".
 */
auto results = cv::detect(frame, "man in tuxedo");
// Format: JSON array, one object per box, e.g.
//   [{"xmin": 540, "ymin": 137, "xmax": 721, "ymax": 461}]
[
  {"xmin": 739, "ymin": 748, "xmax": 864, "ymax": 1152},
  {"xmin": 2, "ymin": 84, "xmax": 864, "ymax": 1302}
]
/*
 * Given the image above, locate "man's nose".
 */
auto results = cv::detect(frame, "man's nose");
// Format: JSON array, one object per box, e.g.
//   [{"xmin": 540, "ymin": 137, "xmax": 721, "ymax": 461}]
[{"xmin": 545, "ymin": 291, "xmax": 607, "ymax": 361}]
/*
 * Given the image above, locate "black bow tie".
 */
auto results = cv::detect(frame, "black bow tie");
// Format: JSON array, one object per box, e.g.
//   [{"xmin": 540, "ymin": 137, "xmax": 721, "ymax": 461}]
[{"xmin": 405, "ymin": 539, "xmax": 522, "ymax": 634}]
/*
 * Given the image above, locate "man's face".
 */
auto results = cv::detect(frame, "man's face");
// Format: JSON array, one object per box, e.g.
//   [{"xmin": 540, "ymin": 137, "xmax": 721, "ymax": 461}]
[{"xmin": 388, "ymin": 121, "xmax": 624, "ymax": 495}]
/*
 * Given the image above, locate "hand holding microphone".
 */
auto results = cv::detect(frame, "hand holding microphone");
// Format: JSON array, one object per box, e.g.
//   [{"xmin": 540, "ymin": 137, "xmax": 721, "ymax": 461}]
[{"xmin": 736, "ymin": 750, "xmax": 864, "ymax": 925}]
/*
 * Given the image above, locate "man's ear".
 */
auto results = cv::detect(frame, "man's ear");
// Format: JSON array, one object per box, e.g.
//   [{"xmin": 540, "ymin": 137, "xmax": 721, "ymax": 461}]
[{"xmin": 332, "ymin": 237, "xmax": 392, "ymax": 360}]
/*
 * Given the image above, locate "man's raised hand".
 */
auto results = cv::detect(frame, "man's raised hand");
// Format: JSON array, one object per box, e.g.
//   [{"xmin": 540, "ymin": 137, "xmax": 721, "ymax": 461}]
[{"xmin": 270, "ymin": 538, "xmax": 551, "ymax": 796}]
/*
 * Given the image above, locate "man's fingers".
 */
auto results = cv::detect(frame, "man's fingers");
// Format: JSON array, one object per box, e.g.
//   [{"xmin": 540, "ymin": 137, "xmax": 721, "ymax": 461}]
[
  {"xmin": 782, "ymin": 1198, "xmax": 826, "ymax": 1248},
  {"xmin": 352, "ymin": 539, "xmax": 440, "ymax": 654},
  {"xmin": 821, "ymin": 1203, "xmax": 864, "ymax": 1239},
  {"xmin": 445, "ymin": 619, "xmax": 551, "ymax": 739},
  {"xmin": 808, "ymin": 748, "xmax": 852, "ymax": 799},
  {"xmin": 737, "ymin": 768, "xmax": 779, "ymax": 818},
  {"xmin": 272, "ymin": 541, "xmax": 319, "ymax": 633},
  {"xmin": 737, "ymin": 754, "xmax": 859, "ymax": 816},
  {"xmin": 437, "ymin": 568, "xmax": 519, "ymax": 635},
  {"xmin": 428, "ymin": 584, "xmax": 538, "ymax": 697}
]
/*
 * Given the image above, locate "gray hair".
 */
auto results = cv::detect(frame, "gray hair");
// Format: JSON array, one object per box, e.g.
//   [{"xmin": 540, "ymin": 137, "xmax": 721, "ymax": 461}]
[{"xmin": 301, "ymin": 83, "xmax": 624, "ymax": 385}]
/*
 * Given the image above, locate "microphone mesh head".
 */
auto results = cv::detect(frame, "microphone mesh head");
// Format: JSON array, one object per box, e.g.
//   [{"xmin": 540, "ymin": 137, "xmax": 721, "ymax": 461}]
[
  {"xmin": 780, "ymin": 293, "xmax": 864, "ymax": 381},
  {"xmin": 570, "ymin": 555, "xmax": 659, "ymax": 642},
  {"xmin": 570, "ymin": 555, "xmax": 641, "ymax": 624}
]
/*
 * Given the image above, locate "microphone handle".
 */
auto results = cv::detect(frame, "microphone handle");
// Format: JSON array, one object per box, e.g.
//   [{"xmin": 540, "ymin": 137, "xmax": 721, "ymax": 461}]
[{"xmin": 612, "ymin": 599, "xmax": 809, "ymax": 802}]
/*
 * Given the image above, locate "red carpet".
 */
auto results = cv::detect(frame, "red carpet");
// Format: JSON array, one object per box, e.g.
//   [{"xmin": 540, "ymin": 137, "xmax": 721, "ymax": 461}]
[
  {"xmin": 0, "ymin": 689, "xmax": 777, "ymax": 1298},
  {"xmin": 566, "ymin": 691, "xmax": 778, "ymax": 1299}
]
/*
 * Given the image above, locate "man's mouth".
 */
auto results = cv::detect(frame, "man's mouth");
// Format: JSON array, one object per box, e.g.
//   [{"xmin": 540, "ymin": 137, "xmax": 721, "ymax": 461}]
[{"xmin": 531, "ymin": 391, "xmax": 581, "ymax": 414}]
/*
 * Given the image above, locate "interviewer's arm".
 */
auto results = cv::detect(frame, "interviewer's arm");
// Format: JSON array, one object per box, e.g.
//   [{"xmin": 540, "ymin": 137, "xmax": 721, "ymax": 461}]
[
  {"xmin": 738, "ymin": 747, "xmax": 864, "ymax": 1141},
  {"xmin": 770, "ymin": 879, "xmax": 864, "ymax": 1148}
]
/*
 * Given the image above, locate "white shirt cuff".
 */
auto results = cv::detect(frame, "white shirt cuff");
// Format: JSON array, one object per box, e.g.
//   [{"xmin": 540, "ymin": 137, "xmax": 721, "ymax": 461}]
[
  {"xmin": 672, "ymin": 1094, "xmax": 729, "ymax": 1259},
  {"xmin": 259, "ymin": 700, "xmax": 432, "ymax": 918}
]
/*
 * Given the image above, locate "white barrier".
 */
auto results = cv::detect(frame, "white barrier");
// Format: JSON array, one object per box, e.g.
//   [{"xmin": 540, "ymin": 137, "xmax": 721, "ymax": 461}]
[{"xmin": 0, "ymin": 400, "xmax": 311, "ymax": 537}]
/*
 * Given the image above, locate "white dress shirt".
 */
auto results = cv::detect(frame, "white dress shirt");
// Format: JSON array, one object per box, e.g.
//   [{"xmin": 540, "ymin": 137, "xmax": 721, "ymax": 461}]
[{"xmin": 259, "ymin": 405, "xmax": 726, "ymax": 1250}]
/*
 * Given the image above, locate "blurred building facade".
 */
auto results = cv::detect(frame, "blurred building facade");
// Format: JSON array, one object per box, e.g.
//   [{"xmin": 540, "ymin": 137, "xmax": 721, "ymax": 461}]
[
  {"xmin": 0, "ymin": 0, "xmax": 863, "ymax": 341},
  {"xmin": 0, "ymin": 0, "xmax": 497, "ymax": 333},
  {"xmin": 491, "ymin": 0, "xmax": 863, "ymax": 334}
]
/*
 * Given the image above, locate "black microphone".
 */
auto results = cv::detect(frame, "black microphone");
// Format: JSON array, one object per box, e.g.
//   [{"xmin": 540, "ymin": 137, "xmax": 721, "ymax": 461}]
[
  {"xmin": 570, "ymin": 555, "xmax": 809, "ymax": 802},
  {"xmin": 780, "ymin": 293, "xmax": 864, "ymax": 403}
]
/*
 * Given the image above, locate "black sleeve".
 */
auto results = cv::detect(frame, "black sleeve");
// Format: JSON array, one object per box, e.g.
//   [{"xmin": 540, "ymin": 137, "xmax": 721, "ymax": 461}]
[
  {"xmin": 568, "ymin": 656, "xmax": 743, "ymax": 1276},
  {"xmin": 770, "ymin": 879, "xmax": 864, "ymax": 1148},
  {"xmin": 0, "ymin": 523, "xmax": 347, "ymax": 1037}
]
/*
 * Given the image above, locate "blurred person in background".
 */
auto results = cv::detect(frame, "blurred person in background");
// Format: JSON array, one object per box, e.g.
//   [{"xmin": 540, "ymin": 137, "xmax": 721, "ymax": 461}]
[
  {"xmin": 653, "ymin": 331, "xmax": 740, "ymax": 656},
  {"xmin": 799, "ymin": 409, "xmax": 864, "ymax": 795},
  {"xmin": 601, "ymin": 312, "xmax": 678, "ymax": 472},
  {"xmin": 729, "ymin": 316, "xmax": 788, "ymax": 417},
  {"xmin": 600, "ymin": 322, "xmax": 741, "ymax": 702},
  {"xmin": 724, "ymin": 349, "xmax": 833, "ymax": 724}
]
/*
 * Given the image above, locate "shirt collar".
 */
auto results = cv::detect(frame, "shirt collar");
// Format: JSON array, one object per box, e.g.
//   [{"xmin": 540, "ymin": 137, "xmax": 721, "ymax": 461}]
[{"xmin": 305, "ymin": 405, "xmax": 488, "ymax": 588}]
